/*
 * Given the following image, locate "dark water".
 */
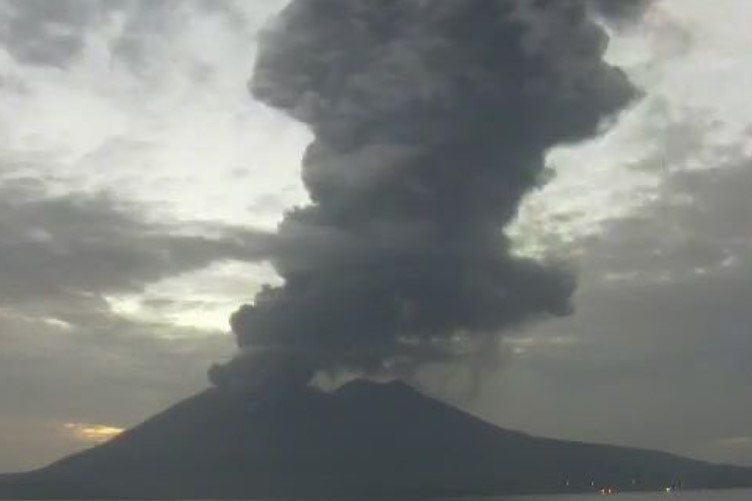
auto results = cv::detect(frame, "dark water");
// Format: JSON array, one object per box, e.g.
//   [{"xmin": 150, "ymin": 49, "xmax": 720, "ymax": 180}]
[
  {"xmin": 7, "ymin": 494, "xmax": 751, "ymax": 501},
  {"xmin": 497, "ymin": 489, "xmax": 752, "ymax": 500}
]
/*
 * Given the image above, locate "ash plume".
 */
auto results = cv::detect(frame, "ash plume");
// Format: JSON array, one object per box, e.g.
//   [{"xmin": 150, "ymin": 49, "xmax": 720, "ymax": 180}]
[
  {"xmin": 588, "ymin": 0, "xmax": 651, "ymax": 24},
  {"xmin": 211, "ymin": 0, "xmax": 642, "ymax": 390}
]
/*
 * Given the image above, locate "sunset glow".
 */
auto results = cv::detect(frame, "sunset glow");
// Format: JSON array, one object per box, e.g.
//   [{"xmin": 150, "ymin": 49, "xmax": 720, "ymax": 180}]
[{"xmin": 64, "ymin": 423, "xmax": 124, "ymax": 444}]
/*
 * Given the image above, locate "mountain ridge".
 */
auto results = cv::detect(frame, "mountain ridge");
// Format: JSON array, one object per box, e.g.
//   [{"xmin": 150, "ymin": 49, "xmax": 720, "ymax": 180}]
[{"xmin": 1, "ymin": 380, "xmax": 751, "ymax": 499}]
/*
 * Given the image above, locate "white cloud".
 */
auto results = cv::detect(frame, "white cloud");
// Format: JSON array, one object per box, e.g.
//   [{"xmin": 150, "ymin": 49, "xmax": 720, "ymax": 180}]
[
  {"xmin": 510, "ymin": 0, "xmax": 752, "ymax": 258},
  {"xmin": 0, "ymin": 0, "xmax": 306, "ymax": 349},
  {"xmin": 0, "ymin": 1, "xmax": 304, "ymax": 470},
  {"xmin": 105, "ymin": 259, "xmax": 281, "ymax": 333},
  {"xmin": 0, "ymin": 0, "xmax": 309, "ymax": 229}
]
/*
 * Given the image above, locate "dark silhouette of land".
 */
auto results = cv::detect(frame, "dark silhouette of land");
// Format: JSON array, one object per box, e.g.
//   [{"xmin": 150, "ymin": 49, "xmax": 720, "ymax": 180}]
[{"xmin": 1, "ymin": 380, "xmax": 751, "ymax": 499}]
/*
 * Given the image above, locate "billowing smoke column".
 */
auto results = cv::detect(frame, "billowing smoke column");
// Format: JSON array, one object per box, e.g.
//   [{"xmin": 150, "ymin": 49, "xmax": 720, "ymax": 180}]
[{"xmin": 210, "ymin": 0, "xmax": 642, "ymax": 391}]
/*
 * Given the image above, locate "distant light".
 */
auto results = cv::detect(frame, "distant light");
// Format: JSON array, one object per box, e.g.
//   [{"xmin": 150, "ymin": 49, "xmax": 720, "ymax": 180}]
[{"xmin": 64, "ymin": 423, "xmax": 124, "ymax": 443}]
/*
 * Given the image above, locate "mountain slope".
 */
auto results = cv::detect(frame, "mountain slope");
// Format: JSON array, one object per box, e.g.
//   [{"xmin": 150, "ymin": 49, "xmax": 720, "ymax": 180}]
[{"xmin": 1, "ymin": 380, "xmax": 751, "ymax": 498}]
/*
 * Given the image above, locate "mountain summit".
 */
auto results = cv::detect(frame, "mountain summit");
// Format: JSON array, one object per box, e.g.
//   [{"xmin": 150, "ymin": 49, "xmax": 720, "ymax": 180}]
[{"xmin": 1, "ymin": 380, "xmax": 751, "ymax": 498}]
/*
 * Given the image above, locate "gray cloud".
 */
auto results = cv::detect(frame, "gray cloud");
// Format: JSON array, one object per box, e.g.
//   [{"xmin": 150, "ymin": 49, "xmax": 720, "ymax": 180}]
[
  {"xmin": 215, "ymin": 0, "xmax": 640, "ymax": 388},
  {"xmin": 0, "ymin": 0, "xmax": 292, "ymax": 471},
  {"xmin": 0, "ymin": 306, "xmax": 233, "ymax": 472},
  {"xmin": 0, "ymin": 177, "xmax": 272, "ymax": 469},
  {"xmin": 587, "ymin": 160, "xmax": 752, "ymax": 284},
  {"xmin": 0, "ymin": 179, "xmax": 263, "ymax": 468},
  {"xmin": 0, "ymin": 180, "xmax": 271, "ymax": 310},
  {"xmin": 0, "ymin": 0, "xmax": 256, "ymax": 67},
  {"xmin": 473, "ymin": 157, "xmax": 752, "ymax": 466}
]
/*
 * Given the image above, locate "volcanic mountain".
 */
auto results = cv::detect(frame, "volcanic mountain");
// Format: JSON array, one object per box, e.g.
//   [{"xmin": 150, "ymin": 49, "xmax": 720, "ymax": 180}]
[{"xmin": 1, "ymin": 380, "xmax": 751, "ymax": 499}]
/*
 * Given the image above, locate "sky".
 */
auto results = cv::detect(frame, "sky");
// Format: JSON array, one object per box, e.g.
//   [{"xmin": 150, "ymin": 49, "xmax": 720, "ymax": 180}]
[{"xmin": 0, "ymin": 0, "xmax": 751, "ymax": 472}]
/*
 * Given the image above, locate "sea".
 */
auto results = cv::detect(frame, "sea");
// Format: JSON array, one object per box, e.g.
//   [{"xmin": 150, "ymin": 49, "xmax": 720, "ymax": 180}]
[
  {"xmin": 498, "ymin": 489, "xmax": 752, "ymax": 500},
  {"xmin": 13, "ymin": 493, "xmax": 752, "ymax": 501},
  {"xmin": 5, "ymin": 494, "xmax": 751, "ymax": 501}
]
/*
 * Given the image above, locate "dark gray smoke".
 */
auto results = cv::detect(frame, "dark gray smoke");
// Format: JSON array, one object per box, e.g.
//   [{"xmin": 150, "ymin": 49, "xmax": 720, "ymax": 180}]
[
  {"xmin": 588, "ymin": 0, "xmax": 651, "ymax": 24},
  {"xmin": 210, "ymin": 0, "xmax": 642, "ymax": 389}
]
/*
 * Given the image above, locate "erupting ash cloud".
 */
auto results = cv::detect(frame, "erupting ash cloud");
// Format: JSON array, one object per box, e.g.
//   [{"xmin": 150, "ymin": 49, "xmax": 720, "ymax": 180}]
[{"xmin": 210, "ymin": 0, "xmax": 644, "ymax": 391}]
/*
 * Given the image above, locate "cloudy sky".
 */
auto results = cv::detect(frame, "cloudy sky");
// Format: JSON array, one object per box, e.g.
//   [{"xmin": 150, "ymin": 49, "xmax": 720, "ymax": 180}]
[{"xmin": 0, "ymin": 0, "xmax": 751, "ymax": 472}]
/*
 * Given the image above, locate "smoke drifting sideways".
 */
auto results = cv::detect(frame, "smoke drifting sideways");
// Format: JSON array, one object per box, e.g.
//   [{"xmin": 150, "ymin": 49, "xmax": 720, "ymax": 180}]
[{"xmin": 209, "ymin": 0, "xmax": 644, "ymax": 393}]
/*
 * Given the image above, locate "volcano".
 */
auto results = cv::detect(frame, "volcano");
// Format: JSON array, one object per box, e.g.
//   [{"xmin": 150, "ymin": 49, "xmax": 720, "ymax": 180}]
[{"xmin": 1, "ymin": 380, "xmax": 751, "ymax": 499}]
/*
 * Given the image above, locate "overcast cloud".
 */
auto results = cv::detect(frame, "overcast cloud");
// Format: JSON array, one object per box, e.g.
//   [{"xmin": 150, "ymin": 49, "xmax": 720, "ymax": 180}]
[{"xmin": 1, "ymin": 0, "xmax": 751, "ymax": 473}]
